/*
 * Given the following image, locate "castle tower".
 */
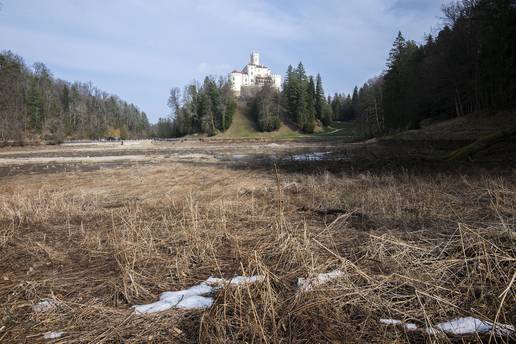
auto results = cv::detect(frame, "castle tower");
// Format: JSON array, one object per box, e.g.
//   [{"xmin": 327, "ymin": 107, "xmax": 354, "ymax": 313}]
[{"xmin": 250, "ymin": 51, "xmax": 260, "ymax": 65}]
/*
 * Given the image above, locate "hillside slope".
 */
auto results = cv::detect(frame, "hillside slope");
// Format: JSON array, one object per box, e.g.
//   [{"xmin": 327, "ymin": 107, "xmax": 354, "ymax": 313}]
[
  {"xmin": 216, "ymin": 102, "xmax": 302, "ymax": 140},
  {"xmin": 391, "ymin": 111, "xmax": 516, "ymax": 141},
  {"xmin": 216, "ymin": 101, "xmax": 363, "ymax": 140},
  {"xmin": 385, "ymin": 111, "xmax": 516, "ymax": 161}
]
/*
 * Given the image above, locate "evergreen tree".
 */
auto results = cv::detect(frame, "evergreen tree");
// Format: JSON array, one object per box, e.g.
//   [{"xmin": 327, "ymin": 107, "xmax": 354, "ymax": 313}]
[
  {"xmin": 351, "ymin": 86, "xmax": 359, "ymax": 120},
  {"xmin": 315, "ymin": 74, "xmax": 330, "ymax": 125},
  {"xmin": 307, "ymin": 76, "xmax": 316, "ymax": 123},
  {"xmin": 331, "ymin": 93, "xmax": 342, "ymax": 121},
  {"xmin": 280, "ymin": 62, "xmax": 328, "ymax": 133}
]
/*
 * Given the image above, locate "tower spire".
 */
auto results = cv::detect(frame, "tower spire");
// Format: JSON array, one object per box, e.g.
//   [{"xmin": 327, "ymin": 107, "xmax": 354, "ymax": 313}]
[{"xmin": 250, "ymin": 51, "xmax": 260, "ymax": 65}]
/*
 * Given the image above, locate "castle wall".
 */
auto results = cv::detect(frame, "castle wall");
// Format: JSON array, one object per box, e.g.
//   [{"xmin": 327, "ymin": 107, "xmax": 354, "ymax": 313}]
[
  {"xmin": 229, "ymin": 52, "xmax": 282, "ymax": 96},
  {"xmin": 229, "ymin": 72, "xmax": 243, "ymax": 94}
]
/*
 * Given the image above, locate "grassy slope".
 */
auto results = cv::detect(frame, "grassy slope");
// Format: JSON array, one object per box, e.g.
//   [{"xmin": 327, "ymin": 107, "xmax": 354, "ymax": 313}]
[
  {"xmin": 216, "ymin": 102, "xmax": 361, "ymax": 140},
  {"xmin": 385, "ymin": 110, "xmax": 516, "ymax": 161},
  {"xmin": 313, "ymin": 121, "xmax": 361, "ymax": 138},
  {"xmin": 216, "ymin": 103, "xmax": 302, "ymax": 140},
  {"xmin": 390, "ymin": 110, "xmax": 516, "ymax": 141}
]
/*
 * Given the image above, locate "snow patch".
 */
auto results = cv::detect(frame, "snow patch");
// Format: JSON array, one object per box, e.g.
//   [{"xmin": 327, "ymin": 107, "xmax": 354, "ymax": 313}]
[
  {"xmin": 33, "ymin": 299, "xmax": 58, "ymax": 313},
  {"xmin": 133, "ymin": 275, "xmax": 264, "ymax": 315},
  {"xmin": 380, "ymin": 319, "xmax": 418, "ymax": 330},
  {"xmin": 297, "ymin": 270, "xmax": 344, "ymax": 291},
  {"xmin": 226, "ymin": 275, "xmax": 265, "ymax": 285},
  {"xmin": 291, "ymin": 152, "xmax": 329, "ymax": 161},
  {"xmin": 133, "ymin": 281, "xmax": 215, "ymax": 315},
  {"xmin": 43, "ymin": 331, "xmax": 64, "ymax": 339},
  {"xmin": 380, "ymin": 317, "xmax": 514, "ymax": 336},
  {"xmin": 432, "ymin": 317, "xmax": 515, "ymax": 336}
]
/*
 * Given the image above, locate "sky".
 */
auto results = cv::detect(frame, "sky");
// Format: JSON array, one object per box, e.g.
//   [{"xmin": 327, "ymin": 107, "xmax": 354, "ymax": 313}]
[{"xmin": 0, "ymin": 0, "xmax": 448, "ymax": 123}]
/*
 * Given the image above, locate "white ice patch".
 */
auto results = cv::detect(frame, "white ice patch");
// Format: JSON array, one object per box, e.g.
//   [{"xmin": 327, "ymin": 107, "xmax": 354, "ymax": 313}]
[
  {"xmin": 133, "ymin": 281, "xmax": 215, "ymax": 315},
  {"xmin": 33, "ymin": 299, "xmax": 58, "ymax": 313},
  {"xmin": 431, "ymin": 317, "xmax": 515, "ymax": 336},
  {"xmin": 380, "ymin": 319, "xmax": 418, "ymax": 331},
  {"xmin": 297, "ymin": 270, "xmax": 344, "ymax": 291},
  {"xmin": 291, "ymin": 152, "xmax": 329, "ymax": 161},
  {"xmin": 380, "ymin": 317, "xmax": 514, "ymax": 337},
  {"xmin": 43, "ymin": 331, "xmax": 64, "ymax": 339},
  {"xmin": 226, "ymin": 275, "xmax": 265, "ymax": 285},
  {"xmin": 405, "ymin": 323, "xmax": 418, "ymax": 330},
  {"xmin": 133, "ymin": 275, "xmax": 264, "ymax": 315}
]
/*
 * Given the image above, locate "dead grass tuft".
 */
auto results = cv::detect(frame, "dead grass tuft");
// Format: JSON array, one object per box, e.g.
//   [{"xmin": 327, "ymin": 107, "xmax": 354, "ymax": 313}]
[{"xmin": 0, "ymin": 164, "xmax": 514, "ymax": 343}]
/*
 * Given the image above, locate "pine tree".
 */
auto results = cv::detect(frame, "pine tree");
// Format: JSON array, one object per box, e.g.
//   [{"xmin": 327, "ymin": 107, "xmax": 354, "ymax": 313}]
[
  {"xmin": 294, "ymin": 62, "xmax": 314, "ymax": 132},
  {"xmin": 387, "ymin": 31, "xmax": 406, "ymax": 69},
  {"xmin": 351, "ymin": 86, "xmax": 359, "ymax": 120},
  {"xmin": 285, "ymin": 65, "xmax": 299, "ymax": 122},
  {"xmin": 331, "ymin": 93, "xmax": 342, "ymax": 120},
  {"xmin": 315, "ymin": 73, "xmax": 329, "ymax": 125},
  {"xmin": 296, "ymin": 62, "xmax": 306, "ymax": 81},
  {"xmin": 307, "ymin": 76, "xmax": 316, "ymax": 123}
]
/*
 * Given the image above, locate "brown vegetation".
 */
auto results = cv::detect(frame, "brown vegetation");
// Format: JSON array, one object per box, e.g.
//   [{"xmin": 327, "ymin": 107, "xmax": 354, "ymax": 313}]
[{"xmin": 0, "ymin": 161, "xmax": 514, "ymax": 343}]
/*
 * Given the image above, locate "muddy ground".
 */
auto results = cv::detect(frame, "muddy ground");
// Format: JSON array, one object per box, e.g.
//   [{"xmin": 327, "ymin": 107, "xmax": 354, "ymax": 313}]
[{"xmin": 0, "ymin": 137, "xmax": 500, "ymax": 178}]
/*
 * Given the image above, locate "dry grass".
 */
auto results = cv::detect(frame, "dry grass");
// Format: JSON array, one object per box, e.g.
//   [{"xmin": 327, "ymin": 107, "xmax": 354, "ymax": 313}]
[{"xmin": 0, "ymin": 162, "xmax": 514, "ymax": 343}]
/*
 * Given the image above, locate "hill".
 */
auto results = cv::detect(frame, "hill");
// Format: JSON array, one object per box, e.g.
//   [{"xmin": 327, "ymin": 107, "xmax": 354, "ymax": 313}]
[
  {"xmin": 389, "ymin": 111, "xmax": 516, "ymax": 141},
  {"xmin": 215, "ymin": 101, "xmax": 301, "ymax": 140},
  {"xmin": 383, "ymin": 110, "xmax": 516, "ymax": 162},
  {"xmin": 216, "ymin": 101, "xmax": 361, "ymax": 140},
  {"xmin": 0, "ymin": 51, "xmax": 150, "ymax": 144}
]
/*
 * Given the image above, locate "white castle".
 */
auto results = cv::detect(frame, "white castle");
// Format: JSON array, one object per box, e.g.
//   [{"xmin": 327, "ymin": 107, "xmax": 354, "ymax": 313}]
[{"xmin": 229, "ymin": 52, "xmax": 281, "ymax": 97}]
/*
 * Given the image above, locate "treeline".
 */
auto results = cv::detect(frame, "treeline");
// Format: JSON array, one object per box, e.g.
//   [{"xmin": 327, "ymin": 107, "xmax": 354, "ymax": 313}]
[
  {"xmin": 0, "ymin": 51, "xmax": 150, "ymax": 143},
  {"xmin": 158, "ymin": 63, "xmax": 333, "ymax": 138},
  {"xmin": 353, "ymin": 0, "xmax": 516, "ymax": 136},
  {"xmin": 329, "ymin": 87, "xmax": 359, "ymax": 122},
  {"xmin": 282, "ymin": 63, "xmax": 332, "ymax": 133},
  {"xmin": 249, "ymin": 63, "xmax": 332, "ymax": 134},
  {"xmin": 157, "ymin": 76, "xmax": 236, "ymax": 137}
]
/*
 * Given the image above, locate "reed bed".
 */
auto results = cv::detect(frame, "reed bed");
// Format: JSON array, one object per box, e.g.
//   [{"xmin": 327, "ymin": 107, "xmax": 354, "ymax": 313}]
[{"xmin": 0, "ymin": 166, "xmax": 514, "ymax": 343}]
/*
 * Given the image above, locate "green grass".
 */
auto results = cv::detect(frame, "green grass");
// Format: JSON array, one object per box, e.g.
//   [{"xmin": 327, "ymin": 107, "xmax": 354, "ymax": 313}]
[
  {"xmin": 216, "ymin": 104, "xmax": 304, "ymax": 140},
  {"xmin": 314, "ymin": 121, "xmax": 361, "ymax": 138},
  {"xmin": 217, "ymin": 103, "xmax": 362, "ymax": 140}
]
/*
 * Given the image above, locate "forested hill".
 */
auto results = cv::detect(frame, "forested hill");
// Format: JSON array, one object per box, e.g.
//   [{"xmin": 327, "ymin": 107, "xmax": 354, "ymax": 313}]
[
  {"xmin": 0, "ymin": 51, "xmax": 150, "ymax": 144},
  {"xmin": 160, "ymin": 1, "xmax": 516, "ymax": 140},
  {"xmin": 352, "ymin": 0, "xmax": 516, "ymax": 136},
  {"xmin": 158, "ymin": 64, "xmax": 333, "ymax": 138}
]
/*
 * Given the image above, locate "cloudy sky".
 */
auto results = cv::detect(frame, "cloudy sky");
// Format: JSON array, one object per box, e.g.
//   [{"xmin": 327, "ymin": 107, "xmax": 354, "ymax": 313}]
[{"xmin": 0, "ymin": 0, "xmax": 448, "ymax": 122}]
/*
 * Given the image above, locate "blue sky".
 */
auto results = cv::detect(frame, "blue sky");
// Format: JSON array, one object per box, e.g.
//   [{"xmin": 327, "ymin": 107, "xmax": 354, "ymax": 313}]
[{"xmin": 0, "ymin": 0, "xmax": 448, "ymax": 122}]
